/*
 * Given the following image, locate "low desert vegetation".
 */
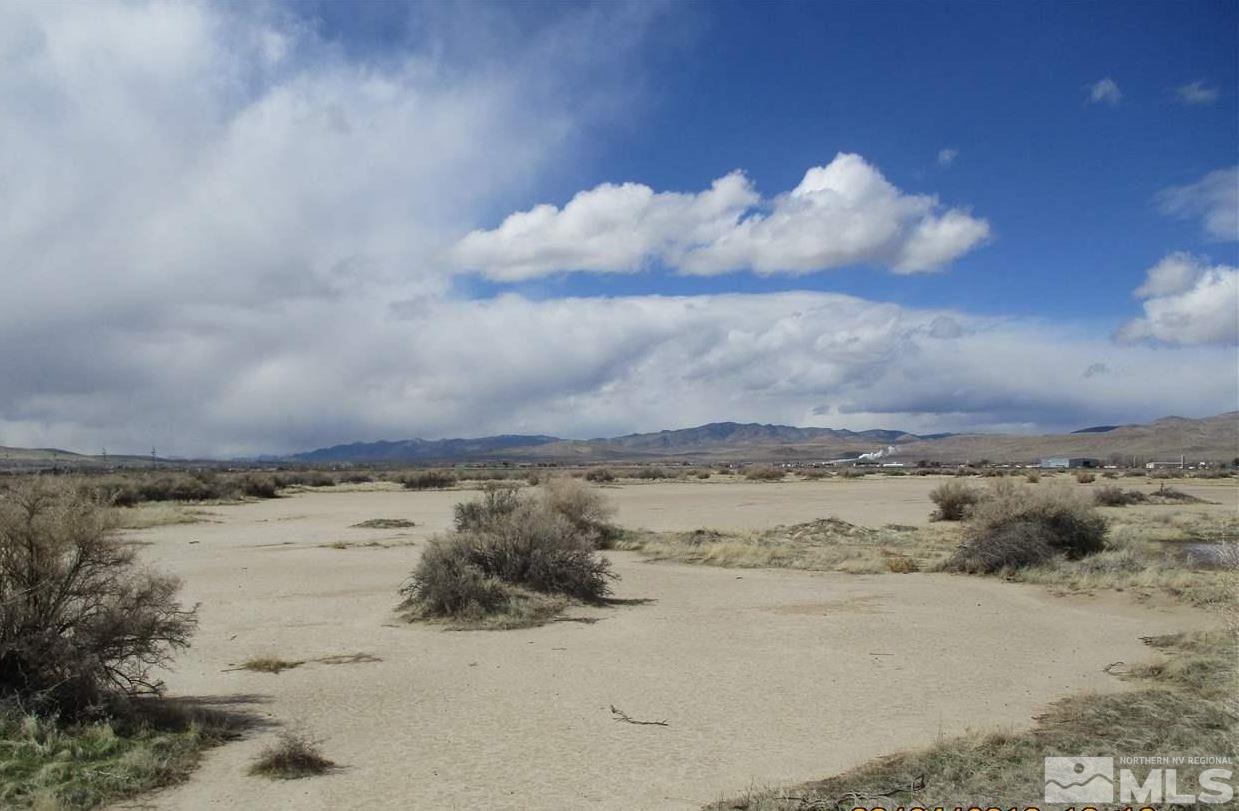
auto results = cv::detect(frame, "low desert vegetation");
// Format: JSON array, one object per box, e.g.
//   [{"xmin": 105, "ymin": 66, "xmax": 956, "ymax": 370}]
[
  {"xmin": 0, "ymin": 700, "xmax": 235, "ymax": 809},
  {"xmin": 928, "ymin": 480, "xmax": 981, "ymax": 521},
  {"xmin": 248, "ymin": 731, "xmax": 335, "ymax": 780},
  {"xmin": 1074, "ymin": 470, "xmax": 1096, "ymax": 483},
  {"xmin": 584, "ymin": 467, "xmax": 615, "ymax": 483},
  {"xmin": 0, "ymin": 479, "xmax": 198, "ymax": 716},
  {"xmin": 399, "ymin": 481, "xmax": 617, "ymax": 628},
  {"xmin": 399, "ymin": 470, "xmax": 458, "ymax": 490},
  {"xmin": 944, "ymin": 479, "xmax": 1105, "ymax": 574},
  {"xmin": 350, "ymin": 518, "xmax": 416, "ymax": 529},
  {"xmin": 713, "ymin": 628, "xmax": 1238, "ymax": 809},
  {"xmin": 629, "ymin": 466, "xmax": 672, "ymax": 480},
  {"xmin": 744, "ymin": 466, "xmax": 785, "ymax": 481},
  {"xmin": 1093, "ymin": 484, "xmax": 1149, "ymax": 506},
  {"xmin": 616, "ymin": 518, "xmax": 956, "ymax": 574},
  {"xmin": 0, "ymin": 479, "xmax": 225, "ymax": 807},
  {"xmin": 235, "ymin": 657, "xmax": 304, "ymax": 675}
]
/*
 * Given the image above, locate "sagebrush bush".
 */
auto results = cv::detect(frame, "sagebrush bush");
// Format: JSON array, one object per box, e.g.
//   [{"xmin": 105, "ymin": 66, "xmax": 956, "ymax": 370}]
[
  {"xmin": 946, "ymin": 479, "xmax": 1107, "ymax": 574},
  {"xmin": 837, "ymin": 468, "xmax": 865, "ymax": 479},
  {"xmin": 928, "ymin": 480, "xmax": 981, "ymax": 521},
  {"xmin": 1094, "ymin": 485, "xmax": 1149, "ymax": 507},
  {"xmin": 453, "ymin": 484, "xmax": 523, "ymax": 532},
  {"xmin": 0, "ymin": 480, "xmax": 197, "ymax": 716},
  {"xmin": 584, "ymin": 468, "xmax": 615, "ymax": 483},
  {"xmin": 401, "ymin": 483, "xmax": 616, "ymax": 624},
  {"xmin": 630, "ymin": 467, "xmax": 671, "ymax": 480},
  {"xmin": 1024, "ymin": 470, "xmax": 1041, "ymax": 483},
  {"xmin": 401, "ymin": 470, "xmax": 458, "ymax": 490},
  {"xmin": 1075, "ymin": 471, "xmax": 1096, "ymax": 483},
  {"xmin": 542, "ymin": 478, "xmax": 618, "ymax": 548},
  {"xmin": 744, "ymin": 466, "xmax": 785, "ymax": 481}
]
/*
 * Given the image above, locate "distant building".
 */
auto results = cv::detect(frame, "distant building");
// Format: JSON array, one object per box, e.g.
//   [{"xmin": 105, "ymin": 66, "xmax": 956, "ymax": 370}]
[{"xmin": 1040, "ymin": 457, "xmax": 1100, "ymax": 469}]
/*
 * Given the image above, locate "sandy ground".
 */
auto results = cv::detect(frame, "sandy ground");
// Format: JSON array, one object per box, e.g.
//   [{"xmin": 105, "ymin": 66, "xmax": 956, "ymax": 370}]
[{"xmin": 122, "ymin": 478, "xmax": 1228, "ymax": 810}]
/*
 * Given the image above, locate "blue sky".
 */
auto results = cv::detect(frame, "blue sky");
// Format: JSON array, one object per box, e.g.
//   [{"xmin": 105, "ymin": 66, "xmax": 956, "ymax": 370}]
[
  {"xmin": 1, "ymin": 0, "xmax": 1236, "ymax": 454},
  {"xmin": 448, "ymin": 0, "xmax": 1238, "ymax": 322}
]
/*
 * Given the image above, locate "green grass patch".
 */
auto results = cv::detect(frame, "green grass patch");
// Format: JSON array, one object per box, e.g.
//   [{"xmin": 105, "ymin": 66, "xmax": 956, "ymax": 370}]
[{"xmin": 0, "ymin": 702, "xmax": 237, "ymax": 809}]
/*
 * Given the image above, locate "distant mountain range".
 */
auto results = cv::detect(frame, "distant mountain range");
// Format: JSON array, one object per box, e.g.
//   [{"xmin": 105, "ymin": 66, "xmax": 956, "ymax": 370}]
[
  {"xmin": 287, "ymin": 412, "xmax": 1237, "ymax": 464},
  {"xmin": 285, "ymin": 422, "xmax": 937, "ymax": 463},
  {"xmin": 291, "ymin": 434, "xmax": 559, "ymax": 463},
  {"xmin": 2, "ymin": 412, "xmax": 1235, "ymax": 469}
]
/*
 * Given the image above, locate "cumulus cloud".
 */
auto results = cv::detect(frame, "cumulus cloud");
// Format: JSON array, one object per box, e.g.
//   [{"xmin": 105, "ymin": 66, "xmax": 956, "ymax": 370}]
[
  {"xmin": 1157, "ymin": 167, "xmax": 1239, "ymax": 241},
  {"xmin": 1117, "ymin": 253, "xmax": 1239, "ymax": 347},
  {"xmin": 937, "ymin": 148, "xmax": 958, "ymax": 167},
  {"xmin": 453, "ymin": 152, "xmax": 990, "ymax": 279},
  {"xmin": 1176, "ymin": 80, "xmax": 1219, "ymax": 105},
  {"xmin": 1087, "ymin": 77, "xmax": 1123, "ymax": 106}
]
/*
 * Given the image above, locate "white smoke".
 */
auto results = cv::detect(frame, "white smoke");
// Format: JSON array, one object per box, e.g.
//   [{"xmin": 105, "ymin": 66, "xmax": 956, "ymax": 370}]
[{"xmin": 857, "ymin": 445, "xmax": 897, "ymax": 462}]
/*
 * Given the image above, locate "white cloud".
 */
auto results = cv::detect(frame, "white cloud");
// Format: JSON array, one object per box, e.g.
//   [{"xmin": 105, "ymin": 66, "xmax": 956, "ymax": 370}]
[
  {"xmin": 937, "ymin": 148, "xmax": 958, "ymax": 167},
  {"xmin": 454, "ymin": 153, "xmax": 990, "ymax": 278},
  {"xmin": 1117, "ymin": 253, "xmax": 1239, "ymax": 347},
  {"xmin": 0, "ymin": 3, "xmax": 1231, "ymax": 458},
  {"xmin": 4, "ymin": 289, "xmax": 1235, "ymax": 456},
  {"xmin": 1087, "ymin": 77, "xmax": 1123, "ymax": 106},
  {"xmin": 1176, "ymin": 80, "xmax": 1219, "ymax": 105},
  {"xmin": 1157, "ymin": 166, "xmax": 1239, "ymax": 241}
]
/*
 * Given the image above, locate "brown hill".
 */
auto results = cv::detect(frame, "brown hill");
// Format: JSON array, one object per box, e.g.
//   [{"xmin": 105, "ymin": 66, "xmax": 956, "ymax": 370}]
[{"xmin": 892, "ymin": 412, "xmax": 1239, "ymax": 465}]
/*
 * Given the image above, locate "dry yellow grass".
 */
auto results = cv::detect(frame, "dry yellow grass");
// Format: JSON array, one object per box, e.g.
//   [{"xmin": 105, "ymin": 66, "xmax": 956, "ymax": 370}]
[{"xmin": 616, "ymin": 518, "xmax": 960, "ymax": 574}]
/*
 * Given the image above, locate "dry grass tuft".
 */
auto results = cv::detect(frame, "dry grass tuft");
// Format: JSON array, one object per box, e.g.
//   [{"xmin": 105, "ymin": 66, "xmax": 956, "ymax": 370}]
[
  {"xmin": 350, "ymin": 518, "xmax": 416, "ymax": 529},
  {"xmin": 248, "ymin": 731, "xmax": 335, "ymax": 780},
  {"xmin": 617, "ymin": 517, "xmax": 956, "ymax": 574},
  {"xmin": 236, "ymin": 657, "xmax": 304, "ymax": 674}
]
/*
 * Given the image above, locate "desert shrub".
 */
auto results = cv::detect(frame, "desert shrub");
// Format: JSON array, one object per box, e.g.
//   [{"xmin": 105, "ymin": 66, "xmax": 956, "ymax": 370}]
[
  {"xmin": 745, "ymin": 466, "xmax": 785, "ymax": 481},
  {"xmin": 695, "ymin": 470, "xmax": 711, "ymax": 479},
  {"xmin": 630, "ymin": 467, "xmax": 671, "ymax": 480},
  {"xmin": 249, "ymin": 731, "xmax": 334, "ymax": 779},
  {"xmin": 837, "ymin": 468, "xmax": 865, "ymax": 479},
  {"xmin": 238, "ymin": 474, "xmax": 279, "ymax": 499},
  {"xmin": 337, "ymin": 472, "xmax": 374, "ymax": 484},
  {"xmin": 274, "ymin": 470, "xmax": 335, "ymax": 488},
  {"xmin": 400, "ymin": 470, "xmax": 457, "ymax": 490},
  {"xmin": 542, "ymin": 478, "xmax": 618, "ymax": 548},
  {"xmin": 584, "ymin": 467, "xmax": 615, "ymax": 483},
  {"xmin": 453, "ymin": 484, "xmax": 523, "ymax": 532},
  {"xmin": 946, "ymin": 480, "xmax": 1106, "ymax": 573},
  {"xmin": 1075, "ymin": 471, "xmax": 1096, "ymax": 483},
  {"xmin": 1024, "ymin": 470, "xmax": 1041, "ymax": 483},
  {"xmin": 0, "ymin": 480, "xmax": 197, "ymax": 716},
  {"xmin": 1094, "ymin": 485, "xmax": 1148, "ymax": 507},
  {"xmin": 928, "ymin": 480, "xmax": 981, "ymax": 521},
  {"xmin": 401, "ymin": 486, "xmax": 616, "ymax": 624},
  {"xmin": 800, "ymin": 470, "xmax": 829, "ymax": 480}
]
